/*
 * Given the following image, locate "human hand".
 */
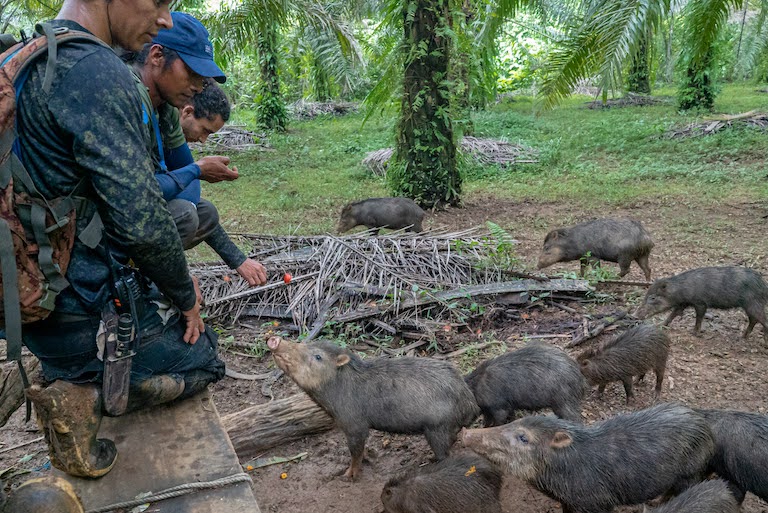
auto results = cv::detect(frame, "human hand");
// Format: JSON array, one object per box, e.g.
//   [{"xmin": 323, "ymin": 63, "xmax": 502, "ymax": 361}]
[
  {"xmin": 236, "ymin": 258, "xmax": 267, "ymax": 287},
  {"xmin": 196, "ymin": 156, "xmax": 239, "ymax": 183},
  {"xmin": 182, "ymin": 299, "xmax": 205, "ymax": 345}
]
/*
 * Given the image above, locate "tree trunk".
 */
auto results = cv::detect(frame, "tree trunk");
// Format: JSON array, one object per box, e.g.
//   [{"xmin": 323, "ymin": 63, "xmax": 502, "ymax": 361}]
[
  {"xmin": 390, "ymin": 0, "xmax": 460, "ymax": 209},
  {"xmin": 627, "ymin": 34, "xmax": 651, "ymax": 94},
  {"xmin": 257, "ymin": 23, "xmax": 287, "ymax": 131},
  {"xmin": 0, "ymin": 357, "xmax": 40, "ymax": 427},
  {"xmin": 664, "ymin": 18, "xmax": 674, "ymax": 83},
  {"xmin": 678, "ymin": 48, "xmax": 716, "ymax": 111},
  {"xmin": 222, "ymin": 393, "xmax": 335, "ymax": 459}
]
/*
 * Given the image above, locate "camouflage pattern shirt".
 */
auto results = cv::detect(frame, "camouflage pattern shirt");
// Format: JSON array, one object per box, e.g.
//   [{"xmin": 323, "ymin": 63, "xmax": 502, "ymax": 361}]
[{"xmin": 15, "ymin": 20, "xmax": 196, "ymax": 315}]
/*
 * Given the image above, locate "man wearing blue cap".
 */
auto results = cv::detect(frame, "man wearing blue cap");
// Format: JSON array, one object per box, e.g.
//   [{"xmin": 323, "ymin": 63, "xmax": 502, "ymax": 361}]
[{"xmin": 130, "ymin": 12, "xmax": 267, "ymax": 287}]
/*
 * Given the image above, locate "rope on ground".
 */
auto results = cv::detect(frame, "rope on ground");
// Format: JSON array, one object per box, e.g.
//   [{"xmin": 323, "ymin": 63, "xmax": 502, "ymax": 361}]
[{"xmin": 84, "ymin": 472, "xmax": 253, "ymax": 513}]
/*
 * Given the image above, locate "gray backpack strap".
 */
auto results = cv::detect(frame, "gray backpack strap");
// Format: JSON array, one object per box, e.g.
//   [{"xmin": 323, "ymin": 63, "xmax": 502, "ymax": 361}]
[{"xmin": 35, "ymin": 22, "xmax": 66, "ymax": 95}]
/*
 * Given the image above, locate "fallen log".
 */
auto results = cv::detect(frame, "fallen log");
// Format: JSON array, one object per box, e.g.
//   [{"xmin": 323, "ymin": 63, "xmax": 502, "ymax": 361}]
[
  {"xmin": 1, "ymin": 357, "xmax": 40, "ymax": 427},
  {"xmin": 334, "ymin": 279, "xmax": 592, "ymax": 323},
  {"xmin": 222, "ymin": 393, "xmax": 335, "ymax": 459}
]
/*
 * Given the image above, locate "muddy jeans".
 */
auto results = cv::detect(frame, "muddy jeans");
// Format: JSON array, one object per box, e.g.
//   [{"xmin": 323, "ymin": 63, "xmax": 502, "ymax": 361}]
[{"xmin": 23, "ymin": 286, "xmax": 224, "ymax": 396}]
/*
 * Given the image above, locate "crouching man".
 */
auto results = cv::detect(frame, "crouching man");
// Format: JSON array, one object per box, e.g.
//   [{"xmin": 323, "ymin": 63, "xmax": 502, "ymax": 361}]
[{"xmin": 14, "ymin": 0, "xmax": 225, "ymax": 479}]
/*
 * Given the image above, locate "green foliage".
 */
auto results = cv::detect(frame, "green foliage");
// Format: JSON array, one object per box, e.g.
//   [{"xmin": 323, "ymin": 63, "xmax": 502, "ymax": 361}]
[
  {"xmin": 484, "ymin": 221, "xmax": 521, "ymax": 268},
  {"xmin": 257, "ymin": 26, "xmax": 288, "ymax": 130},
  {"xmin": 389, "ymin": 0, "xmax": 462, "ymax": 208},
  {"xmin": 195, "ymin": 84, "xmax": 768, "ymax": 243},
  {"xmin": 677, "ymin": 48, "xmax": 718, "ymax": 111}
]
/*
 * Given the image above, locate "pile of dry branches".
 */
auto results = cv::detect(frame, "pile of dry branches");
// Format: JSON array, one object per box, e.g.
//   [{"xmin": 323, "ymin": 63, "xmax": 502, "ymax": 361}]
[
  {"xmin": 189, "ymin": 124, "xmax": 269, "ymax": 152},
  {"xmin": 664, "ymin": 110, "xmax": 768, "ymax": 138},
  {"xmin": 586, "ymin": 93, "xmax": 672, "ymax": 109},
  {"xmin": 290, "ymin": 100, "xmax": 358, "ymax": 120},
  {"xmin": 362, "ymin": 138, "xmax": 539, "ymax": 177},
  {"xmin": 192, "ymin": 228, "xmax": 591, "ymax": 340}
]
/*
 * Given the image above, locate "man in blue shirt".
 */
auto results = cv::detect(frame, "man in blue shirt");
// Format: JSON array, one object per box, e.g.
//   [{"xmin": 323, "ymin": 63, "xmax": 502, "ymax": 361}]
[{"xmin": 130, "ymin": 12, "xmax": 267, "ymax": 286}]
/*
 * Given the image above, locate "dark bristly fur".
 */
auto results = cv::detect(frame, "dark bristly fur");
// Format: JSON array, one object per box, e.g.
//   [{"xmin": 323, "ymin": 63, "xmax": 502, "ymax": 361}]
[
  {"xmin": 270, "ymin": 338, "xmax": 479, "ymax": 479},
  {"xmin": 537, "ymin": 218, "xmax": 654, "ymax": 280},
  {"xmin": 644, "ymin": 479, "xmax": 740, "ymax": 513},
  {"xmin": 578, "ymin": 323, "xmax": 670, "ymax": 404},
  {"xmin": 636, "ymin": 266, "xmax": 768, "ymax": 342},
  {"xmin": 381, "ymin": 453, "xmax": 503, "ymax": 513},
  {"xmin": 465, "ymin": 343, "xmax": 586, "ymax": 425},
  {"xmin": 336, "ymin": 197, "xmax": 425, "ymax": 235},
  {"xmin": 462, "ymin": 403, "xmax": 715, "ymax": 513},
  {"xmin": 695, "ymin": 408, "xmax": 768, "ymax": 503}
]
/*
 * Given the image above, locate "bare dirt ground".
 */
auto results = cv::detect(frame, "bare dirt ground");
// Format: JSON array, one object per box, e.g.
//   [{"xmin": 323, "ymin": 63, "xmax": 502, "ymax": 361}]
[{"xmin": 3, "ymin": 196, "xmax": 768, "ymax": 513}]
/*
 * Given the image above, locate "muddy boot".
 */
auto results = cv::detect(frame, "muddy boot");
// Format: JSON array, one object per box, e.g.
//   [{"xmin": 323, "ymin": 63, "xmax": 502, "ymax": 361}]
[
  {"xmin": 26, "ymin": 381, "xmax": 117, "ymax": 478},
  {"xmin": 1, "ymin": 476, "xmax": 84, "ymax": 513},
  {"xmin": 124, "ymin": 374, "xmax": 186, "ymax": 413}
]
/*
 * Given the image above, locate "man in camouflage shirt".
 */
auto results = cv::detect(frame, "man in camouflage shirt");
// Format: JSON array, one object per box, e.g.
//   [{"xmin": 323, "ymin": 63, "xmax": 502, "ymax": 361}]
[
  {"xmin": 129, "ymin": 12, "xmax": 267, "ymax": 287},
  {"xmin": 15, "ymin": 0, "xmax": 224, "ymax": 478}
]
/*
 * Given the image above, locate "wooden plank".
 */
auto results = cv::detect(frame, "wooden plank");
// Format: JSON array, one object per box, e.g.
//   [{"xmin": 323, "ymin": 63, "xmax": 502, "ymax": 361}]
[{"xmin": 56, "ymin": 391, "xmax": 259, "ymax": 513}]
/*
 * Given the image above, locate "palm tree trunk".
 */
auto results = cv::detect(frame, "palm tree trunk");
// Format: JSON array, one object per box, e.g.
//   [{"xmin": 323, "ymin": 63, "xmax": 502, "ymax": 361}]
[
  {"xmin": 257, "ymin": 23, "xmax": 287, "ymax": 130},
  {"xmin": 391, "ymin": 0, "xmax": 460, "ymax": 208},
  {"xmin": 627, "ymin": 34, "xmax": 651, "ymax": 94},
  {"xmin": 678, "ymin": 47, "xmax": 716, "ymax": 111}
]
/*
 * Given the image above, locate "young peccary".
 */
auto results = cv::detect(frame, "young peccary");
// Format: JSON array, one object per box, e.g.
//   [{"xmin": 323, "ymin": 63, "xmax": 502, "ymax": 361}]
[
  {"xmin": 695, "ymin": 408, "xmax": 768, "ymax": 503},
  {"xmin": 336, "ymin": 197, "xmax": 425, "ymax": 235},
  {"xmin": 267, "ymin": 337, "xmax": 479, "ymax": 479},
  {"xmin": 465, "ymin": 343, "xmax": 586, "ymax": 425},
  {"xmin": 635, "ymin": 266, "xmax": 768, "ymax": 342},
  {"xmin": 643, "ymin": 479, "xmax": 740, "ymax": 513},
  {"xmin": 461, "ymin": 403, "xmax": 715, "ymax": 513},
  {"xmin": 537, "ymin": 218, "xmax": 654, "ymax": 281},
  {"xmin": 577, "ymin": 323, "xmax": 670, "ymax": 404},
  {"xmin": 381, "ymin": 452, "xmax": 503, "ymax": 513}
]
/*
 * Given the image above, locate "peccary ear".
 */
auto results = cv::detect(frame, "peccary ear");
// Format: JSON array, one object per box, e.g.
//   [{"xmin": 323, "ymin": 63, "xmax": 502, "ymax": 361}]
[
  {"xmin": 550, "ymin": 431, "xmax": 573, "ymax": 449},
  {"xmin": 336, "ymin": 354, "xmax": 351, "ymax": 367}
]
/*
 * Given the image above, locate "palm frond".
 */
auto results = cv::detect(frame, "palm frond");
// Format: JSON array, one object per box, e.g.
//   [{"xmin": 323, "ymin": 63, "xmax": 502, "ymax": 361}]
[
  {"xmin": 683, "ymin": 0, "xmax": 742, "ymax": 66},
  {"xmin": 539, "ymin": 0, "xmax": 671, "ymax": 110}
]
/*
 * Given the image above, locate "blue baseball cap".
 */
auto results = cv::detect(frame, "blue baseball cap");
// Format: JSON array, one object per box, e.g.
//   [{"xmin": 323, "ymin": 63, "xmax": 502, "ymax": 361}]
[{"xmin": 152, "ymin": 12, "xmax": 226, "ymax": 83}]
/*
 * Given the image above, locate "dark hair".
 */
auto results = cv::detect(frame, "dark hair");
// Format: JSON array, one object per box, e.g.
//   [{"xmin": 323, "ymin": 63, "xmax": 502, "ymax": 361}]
[
  {"xmin": 122, "ymin": 43, "xmax": 179, "ymax": 70},
  {"xmin": 190, "ymin": 79, "xmax": 231, "ymax": 122}
]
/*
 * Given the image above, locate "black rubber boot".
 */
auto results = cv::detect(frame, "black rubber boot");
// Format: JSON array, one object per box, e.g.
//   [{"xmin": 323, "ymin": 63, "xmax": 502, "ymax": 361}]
[
  {"xmin": 1, "ymin": 476, "xmax": 85, "ymax": 513},
  {"xmin": 26, "ymin": 381, "xmax": 117, "ymax": 478},
  {"xmin": 124, "ymin": 374, "xmax": 186, "ymax": 413}
]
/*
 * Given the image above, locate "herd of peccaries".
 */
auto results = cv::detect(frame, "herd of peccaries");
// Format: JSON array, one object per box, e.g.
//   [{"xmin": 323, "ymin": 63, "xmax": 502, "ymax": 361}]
[{"xmin": 272, "ymin": 205, "xmax": 768, "ymax": 513}]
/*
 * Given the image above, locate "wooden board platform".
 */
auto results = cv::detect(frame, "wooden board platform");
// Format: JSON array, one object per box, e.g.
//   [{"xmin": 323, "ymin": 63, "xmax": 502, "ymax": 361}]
[{"xmin": 55, "ymin": 392, "xmax": 260, "ymax": 513}]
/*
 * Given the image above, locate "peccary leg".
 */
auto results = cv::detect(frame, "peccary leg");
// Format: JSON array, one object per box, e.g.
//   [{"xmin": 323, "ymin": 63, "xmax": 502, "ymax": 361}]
[
  {"xmin": 553, "ymin": 403, "xmax": 582, "ymax": 423},
  {"xmin": 618, "ymin": 257, "xmax": 632, "ymax": 277},
  {"xmin": 743, "ymin": 304, "xmax": 768, "ymax": 341},
  {"xmin": 663, "ymin": 307, "xmax": 685, "ymax": 327},
  {"xmin": 621, "ymin": 378, "xmax": 634, "ymax": 405},
  {"xmin": 693, "ymin": 305, "xmax": 707, "ymax": 335},
  {"xmin": 636, "ymin": 254, "xmax": 652, "ymax": 281},
  {"xmin": 485, "ymin": 408, "xmax": 509, "ymax": 428},
  {"xmin": 654, "ymin": 364, "xmax": 666, "ymax": 398},
  {"xmin": 424, "ymin": 426, "xmax": 455, "ymax": 460},
  {"xmin": 596, "ymin": 384, "xmax": 606, "ymax": 397},
  {"xmin": 724, "ymin": 482, "xmax": 747, "ymax": 504},
  {"xmin": 343, "ymin": 428, "xmax": 369, "ymax": 479}
]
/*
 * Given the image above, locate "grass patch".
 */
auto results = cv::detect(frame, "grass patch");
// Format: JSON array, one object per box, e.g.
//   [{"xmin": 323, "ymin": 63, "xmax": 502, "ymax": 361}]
[{"xmin": 201, "ymin": 83, "xmax": 768, "ymax": 237}]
